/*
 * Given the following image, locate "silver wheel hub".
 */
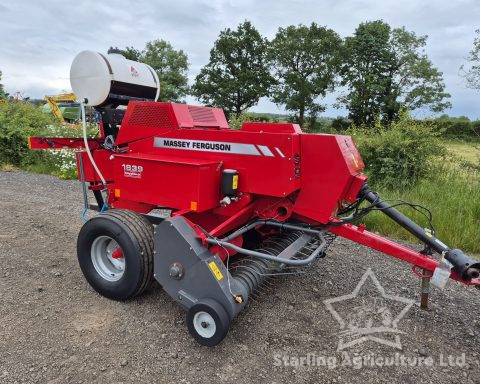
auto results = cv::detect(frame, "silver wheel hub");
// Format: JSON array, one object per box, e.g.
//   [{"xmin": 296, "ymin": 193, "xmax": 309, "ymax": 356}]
[
  {"xmin": 91, "ymin": 236, "xmax": 125, "ymax": 282},
  {"xmin": 193, "ymin": 311, "xmax": 216, "ymax": 338}
]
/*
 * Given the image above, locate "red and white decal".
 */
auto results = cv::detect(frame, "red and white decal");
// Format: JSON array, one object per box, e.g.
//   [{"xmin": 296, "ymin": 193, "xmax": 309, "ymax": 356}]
[
  {"xmin": 154, "ymin": 137, "xmax": 286, "ymax": 158},
  {"xmin": 154, "ymin": 137, "xmax": 260, "ymax": 156},
  {"xmin": 257, "ymin": 145, "xmax": 274, "ymax": 157},
  {"xmin": 122, "ymin": 163, "xmax": 143, "ymax": 178}
]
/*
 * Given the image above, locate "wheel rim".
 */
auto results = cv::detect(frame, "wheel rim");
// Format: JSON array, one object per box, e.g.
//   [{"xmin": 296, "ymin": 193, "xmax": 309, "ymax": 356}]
[
  {"xmin": 193, "ymin": 311, "xmax": 216, "ymax": 338},
  {"xmin": 91, "ymin": 236, "xmax": 125, "ymax": 282}
]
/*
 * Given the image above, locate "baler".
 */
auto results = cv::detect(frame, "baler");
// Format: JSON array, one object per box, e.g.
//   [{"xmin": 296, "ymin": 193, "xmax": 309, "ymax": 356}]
[{"xmin": 30, "ymin": 51, "xmax": 480, "ymax": 346}]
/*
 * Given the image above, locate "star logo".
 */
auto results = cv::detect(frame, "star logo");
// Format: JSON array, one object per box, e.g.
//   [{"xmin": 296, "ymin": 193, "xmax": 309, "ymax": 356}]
[{"xmin": 323, "ymin": 268, "xmax": 414, "ymax": 351}]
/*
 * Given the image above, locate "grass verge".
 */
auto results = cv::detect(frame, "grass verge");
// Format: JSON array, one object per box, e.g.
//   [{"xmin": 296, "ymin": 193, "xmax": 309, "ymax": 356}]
[{"xmin": 361, "ymin": 164, "xmax": 480, "ymax": 255}]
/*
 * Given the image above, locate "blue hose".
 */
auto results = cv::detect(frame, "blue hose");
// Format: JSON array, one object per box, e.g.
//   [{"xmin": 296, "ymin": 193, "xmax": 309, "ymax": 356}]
[
  {"xmin": 81, "ymin": 207, "xmax": 88, "ymax": 223},
  {"xmin": 81, "ymin": 193, "xmax": 108, "ymax": 222}
]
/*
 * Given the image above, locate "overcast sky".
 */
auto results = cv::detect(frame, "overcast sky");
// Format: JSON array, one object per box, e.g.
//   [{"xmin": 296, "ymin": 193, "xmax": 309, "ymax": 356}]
[{"xmin": 1, "ymin": 0, "xmax": 479, "ymax": 118}]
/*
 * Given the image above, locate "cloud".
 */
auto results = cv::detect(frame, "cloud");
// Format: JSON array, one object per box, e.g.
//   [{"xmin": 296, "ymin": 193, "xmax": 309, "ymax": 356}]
[{"xmin": 1, "ymin": 0, "xmax": 479, "ymax": 117}]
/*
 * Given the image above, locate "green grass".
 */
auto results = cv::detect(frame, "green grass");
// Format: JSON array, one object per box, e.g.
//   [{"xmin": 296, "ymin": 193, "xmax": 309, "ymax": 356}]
[
  {"xmin": 444, "ymin": 139, "xmax": 480, "ymax": 163},
  {"xmin": 361, "ymin": 146, "xmax": 480, "ymax": 256},
  {"xmin": 23, "ymin": 162, "xmax": 59, "ymax": 176}
]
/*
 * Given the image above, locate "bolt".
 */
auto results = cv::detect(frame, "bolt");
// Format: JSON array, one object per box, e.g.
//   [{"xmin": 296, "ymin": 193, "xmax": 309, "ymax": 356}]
[{"xmin": 201, "ymin": 322, "xmax": 208, "ymax": 328}]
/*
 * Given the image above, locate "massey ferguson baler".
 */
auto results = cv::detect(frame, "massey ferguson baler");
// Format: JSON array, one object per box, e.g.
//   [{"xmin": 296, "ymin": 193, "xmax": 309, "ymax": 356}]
[{"xmin": 30, "ymin": 51, "xmax": 480, "ymax": 346}]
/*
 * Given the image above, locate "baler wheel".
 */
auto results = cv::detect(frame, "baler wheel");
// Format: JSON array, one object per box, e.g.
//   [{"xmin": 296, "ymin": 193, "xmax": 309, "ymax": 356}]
[
  {"xmin": 186, "ymin": 299, "xmax": 230, "ymax": 347},
  {"xmin": 76, "ymin": 209, "xmax": 154, "ymax": 301}
]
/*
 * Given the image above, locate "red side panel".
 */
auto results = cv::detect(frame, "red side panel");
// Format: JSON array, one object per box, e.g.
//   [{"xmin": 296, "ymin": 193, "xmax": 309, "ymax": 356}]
[
  {"xmin": 127, "ymin": 129, "xmax": 302, "ymax": 198},
  {"xmin": 76, "ymin": 150, "xmax": 114, "ymax": 182},
  {"xmin": 112, "ymin": 153, "xmax": 220, "ymax": 212},
  {"xmin": 293, "ymin": 134, "xmax": 365, "ymax": 224}
]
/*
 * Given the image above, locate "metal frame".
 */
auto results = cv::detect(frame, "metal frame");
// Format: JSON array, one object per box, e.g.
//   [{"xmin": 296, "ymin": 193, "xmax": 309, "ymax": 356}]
[
  {"xmin": 204, "ymin": 220, "xmax": 326, "ymax": 266},
  {"xmin": 330, "ymin": 223, "xmax": 480, "ymax": 287}
]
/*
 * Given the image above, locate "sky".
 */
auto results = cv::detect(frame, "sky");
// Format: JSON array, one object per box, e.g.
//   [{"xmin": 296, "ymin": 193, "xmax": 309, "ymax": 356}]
[{"xmin": 0, "ymin": 0, "xmax": 479, "ymax": 118}]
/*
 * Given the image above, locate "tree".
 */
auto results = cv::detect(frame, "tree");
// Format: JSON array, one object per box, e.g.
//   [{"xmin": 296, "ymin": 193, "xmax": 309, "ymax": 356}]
[
  {"xmin": 269, "ymin": 23, "xmax": 342, "ymax": 126},
  {"xmin": 338, "ymin": 21, "xmax": 391, "ymax": 126},
  {"xmin": 339, "ymin": 21, "xmax": 450, "ymax": 126},
  {"xmin": 109, "ymin": 40, "xmax": 189, "ymax": 102},
  {"xmin": 461, "ymin": 29, "xmax": 480, "ymax": 89},
  {"xmin": 0, "ymin": 70, "xmax": 5, "ymax": 99},
  {"xmin": 192, "ymin": 21, "xmax": 272, "ymax": 117},
  {"xmin": 142, "ymin": 40, "xmax": 189, "ymax": 102},
  {"xmin": 108, "ymin": 46, "xmax": 141, "ymax": 61}
]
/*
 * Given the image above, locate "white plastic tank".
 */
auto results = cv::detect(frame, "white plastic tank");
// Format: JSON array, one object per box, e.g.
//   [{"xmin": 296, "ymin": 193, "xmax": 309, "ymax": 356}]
[{"xmin": 70, "ymin": 50, "xmax": 160, "ymax": 107}]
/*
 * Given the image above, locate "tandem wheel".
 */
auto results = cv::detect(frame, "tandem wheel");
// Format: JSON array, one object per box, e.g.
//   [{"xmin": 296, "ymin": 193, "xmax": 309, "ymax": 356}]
[{"xmin": 186, "ymin": 299, "xmax": 231, "ymax": 346}]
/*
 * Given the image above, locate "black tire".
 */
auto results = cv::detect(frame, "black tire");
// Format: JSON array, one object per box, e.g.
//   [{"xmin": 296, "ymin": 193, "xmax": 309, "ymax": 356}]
[
  {"xmin": 77, "ymin": 209, "xmax": 154, "ymax": 301},
  {"xmin": 186, "ymin": 299, "xmax": 230, "ymax": 346}
]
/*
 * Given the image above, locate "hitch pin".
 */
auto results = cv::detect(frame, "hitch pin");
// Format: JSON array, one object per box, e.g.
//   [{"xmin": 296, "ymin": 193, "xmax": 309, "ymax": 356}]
[{"xmin": 420, "ymin": 269, "xmax": 430, "ymax": 309}]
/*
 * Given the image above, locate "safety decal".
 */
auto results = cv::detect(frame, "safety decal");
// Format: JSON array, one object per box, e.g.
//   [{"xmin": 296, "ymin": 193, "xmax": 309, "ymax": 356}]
[{"xmin": 208, "ymin": 261, "xmax": 224, "ymax": 281}]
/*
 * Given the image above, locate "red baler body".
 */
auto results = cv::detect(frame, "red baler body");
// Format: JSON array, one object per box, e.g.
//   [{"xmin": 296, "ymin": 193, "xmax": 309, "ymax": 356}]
[
  {"xmin": 29, "ymin": 101, "xmax": 480, "ymax": 287},
  {"xmin": 76, "ymin": 102, "xmax": 366, "ymax": 229}
]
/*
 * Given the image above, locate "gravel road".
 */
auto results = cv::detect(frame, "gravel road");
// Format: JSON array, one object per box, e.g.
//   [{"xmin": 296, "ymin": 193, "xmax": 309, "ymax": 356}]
[{"xmin": 0, "ymin": 171, "xmax": 479, "ymax": 384}]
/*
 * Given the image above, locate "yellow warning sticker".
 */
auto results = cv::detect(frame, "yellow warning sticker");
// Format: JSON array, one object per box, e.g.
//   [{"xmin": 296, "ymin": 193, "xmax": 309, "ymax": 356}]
[
  {"xmin": 208, "ymin": 261, "xmax": 224, "ymax": 280},
  {"xmin": 232, "ymin": 174, "xmax": 238, "ymax": 189}
]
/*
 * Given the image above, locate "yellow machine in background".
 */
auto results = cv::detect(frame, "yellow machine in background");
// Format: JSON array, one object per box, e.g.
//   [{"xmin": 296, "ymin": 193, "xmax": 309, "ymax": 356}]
[{"xmin": 44, "ymin": 93, "xmax": 78, "ymax": 123}]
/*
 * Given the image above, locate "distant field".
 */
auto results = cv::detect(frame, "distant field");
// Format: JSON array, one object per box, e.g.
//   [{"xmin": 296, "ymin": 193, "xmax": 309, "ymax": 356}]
[
  {"xmin": 363, "ymin": 139, "xmax": 480, "ymax": 256},
  {"xmin": 444, "ymin": 139, "xmax": 480, "ymax": 163}
]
